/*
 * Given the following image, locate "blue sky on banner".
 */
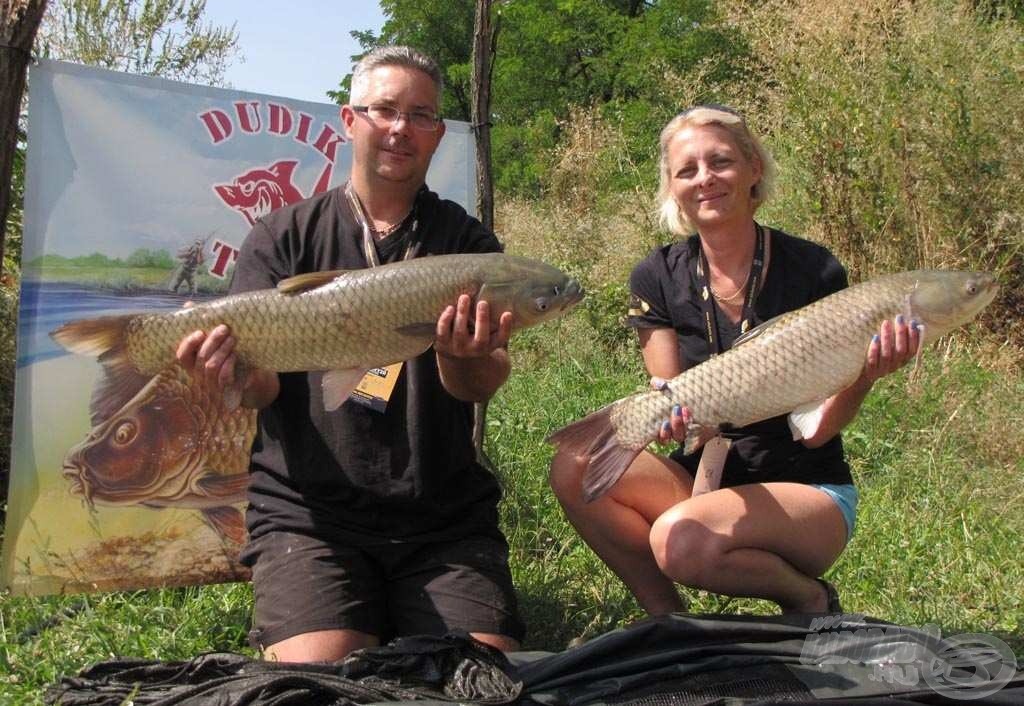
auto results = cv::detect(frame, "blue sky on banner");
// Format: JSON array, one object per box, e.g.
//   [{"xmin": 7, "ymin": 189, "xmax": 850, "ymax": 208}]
[{"xmin": 203, "ymin": 2, "xmax": 386, "ymax": 104}]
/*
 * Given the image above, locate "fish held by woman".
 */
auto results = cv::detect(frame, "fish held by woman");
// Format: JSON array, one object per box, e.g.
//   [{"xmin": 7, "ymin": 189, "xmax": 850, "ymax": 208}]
[
  {"xmin": 51, "ymin": 253, "xmax": 584, "ymax": 415},
  {"xmin": 547, "ymin": 270, "xmax": 997, "ymax": 502}
]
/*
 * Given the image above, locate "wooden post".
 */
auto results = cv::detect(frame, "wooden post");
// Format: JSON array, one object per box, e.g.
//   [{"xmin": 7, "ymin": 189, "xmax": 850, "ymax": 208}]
[
  {"xmin": 470, "ymin": 0, "xmax": 495, "ymax": 230},
  {"xmin": 470, "ymin": 0, "xmax": 497, "ymax": 465}
]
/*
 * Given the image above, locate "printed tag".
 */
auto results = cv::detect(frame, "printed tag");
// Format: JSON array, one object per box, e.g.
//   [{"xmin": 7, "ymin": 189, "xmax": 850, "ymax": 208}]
[
  {"xmin": 691, "ymin": 436, "xmax": 731, "ymax": 496},
  {"xmin": 347, "ymin": 362, "xmax": 403, "ymax": 413}
]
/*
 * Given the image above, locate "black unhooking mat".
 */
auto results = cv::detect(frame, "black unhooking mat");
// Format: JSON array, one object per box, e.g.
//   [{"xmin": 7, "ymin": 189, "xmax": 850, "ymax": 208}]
[{"xmin": 44, "ymin": 614, "xmax": 1024, "ymax": 706}]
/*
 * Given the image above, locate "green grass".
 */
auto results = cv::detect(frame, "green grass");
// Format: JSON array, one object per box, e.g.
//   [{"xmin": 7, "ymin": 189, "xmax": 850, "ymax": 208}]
[{"xmin": 1, "ymin": 321, "xmax": 1021, "ymax": 702}]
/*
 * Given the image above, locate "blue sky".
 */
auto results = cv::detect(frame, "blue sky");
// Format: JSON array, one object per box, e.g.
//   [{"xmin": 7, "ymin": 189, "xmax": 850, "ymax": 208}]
[{"xmin": 202, "ymin": 2, "xmax": 386, "ymax": 104}]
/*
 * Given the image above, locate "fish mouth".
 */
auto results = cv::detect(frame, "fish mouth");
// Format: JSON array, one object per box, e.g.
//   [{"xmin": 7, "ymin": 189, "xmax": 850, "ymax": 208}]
[
  {"xmin": 561, "ymin": 279, "xmax": 585, "ymax": 310},
  {"xmin": 62, "ymin": 461, "xmax": 95, "ymax": 508}
]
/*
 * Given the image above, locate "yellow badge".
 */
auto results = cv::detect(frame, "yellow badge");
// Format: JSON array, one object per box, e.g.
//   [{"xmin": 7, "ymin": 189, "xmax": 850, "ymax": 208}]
[{"xmin": 348, "ymin": 362, "xmax": 403, "ymax": 413}]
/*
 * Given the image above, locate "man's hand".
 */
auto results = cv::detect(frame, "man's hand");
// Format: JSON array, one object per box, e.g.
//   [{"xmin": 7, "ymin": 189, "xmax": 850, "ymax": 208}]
[
  {"xmin": 434, "ymin": 294, "xmax": 513, "ymax": 401},
  {"xmin": 176, "ymin": 324, "xmax": 239, "ymax": 390},
  {"xmin": 174, "ymin": 323, "xmax": 278, "ymax": 409},
  {"xmin": 434, "ymin": 294, "xmax": 513, "ymax": 359}
]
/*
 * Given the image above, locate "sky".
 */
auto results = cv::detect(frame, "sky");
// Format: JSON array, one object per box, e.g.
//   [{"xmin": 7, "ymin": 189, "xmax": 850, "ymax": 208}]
[{"xmin": 202, "ymin": 2, "xmax": 387, "ymax": 104}]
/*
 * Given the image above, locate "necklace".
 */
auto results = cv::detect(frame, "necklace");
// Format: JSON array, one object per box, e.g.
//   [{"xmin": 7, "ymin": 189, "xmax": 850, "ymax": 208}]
[
  {"xmin": 373, "ymin": 212, "xmax": 410, "ymax": 238},
  {"xmin": 709, "ymin": 267, "xmax": 751, "ymax": 304}
]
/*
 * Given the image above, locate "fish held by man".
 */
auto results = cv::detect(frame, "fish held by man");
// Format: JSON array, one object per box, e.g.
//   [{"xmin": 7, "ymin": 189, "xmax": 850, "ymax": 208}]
[
  {"xmin": 62, "ymin": 362, "xmax": 257, "ymax": 544},
  {"xmin": 547, "ymin": 270, "xmax": 998, "ymax": 503},
  {"xmin": 51, "ymin": 253, "xmax": 584, "ymax": 414}
]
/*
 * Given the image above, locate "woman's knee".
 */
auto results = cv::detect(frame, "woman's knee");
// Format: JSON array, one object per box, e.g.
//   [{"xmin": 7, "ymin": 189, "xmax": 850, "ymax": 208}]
[
  {"xmin": 548, "ymin": 450, "xmax": 585, "ymax": 503},
  {"xmin": 649, "ymin": 509, "xmax": 723, "ymax": 586}
]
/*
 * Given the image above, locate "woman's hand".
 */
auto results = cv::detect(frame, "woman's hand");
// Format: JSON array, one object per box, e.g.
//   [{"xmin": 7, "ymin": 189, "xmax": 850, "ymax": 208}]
[
  {"xmin": 861, "ymin": 315, "xmax": 922, "ymax": 385},
  {"xmin": 650, "ymin": 376, "xmax": 693, "ymax": 443}
]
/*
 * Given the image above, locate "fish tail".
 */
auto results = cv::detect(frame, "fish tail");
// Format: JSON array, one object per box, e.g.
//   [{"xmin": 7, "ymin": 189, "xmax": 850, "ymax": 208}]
[
  {"xmin": 51, "ymin": 315, "xmax": 151, "ymax": 425},
  {"xmin": 50, "ymin": 314, "xmax": 134, "ymax": 358},
  {"xmin": 546, "ymin": 404, "xmax": 644, "ymax": 503}
]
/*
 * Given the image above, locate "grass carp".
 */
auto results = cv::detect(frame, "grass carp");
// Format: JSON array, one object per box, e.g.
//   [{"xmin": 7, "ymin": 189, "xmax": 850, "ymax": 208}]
[
  {"xmin": 547, "ymin": 270, "xmax": 998, "ymax": 502},
  {"xmin": 62, "ymin": 363, "xmax": 257, "ymax": 544},
  {"xmin": 52, "ymin": 253, "xmax": 584, "ymax": 412}
]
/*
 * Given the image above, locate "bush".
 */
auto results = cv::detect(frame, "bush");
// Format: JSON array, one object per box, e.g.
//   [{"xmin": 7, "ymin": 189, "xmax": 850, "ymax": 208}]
[{"xmin": 731, "ymin": 0, "xmax": 1023, "ymax": 342}]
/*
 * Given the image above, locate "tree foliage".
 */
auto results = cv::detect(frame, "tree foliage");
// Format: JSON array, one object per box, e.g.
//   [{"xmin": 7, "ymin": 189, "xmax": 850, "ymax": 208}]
[
  {"xmin": 35, "ymin": 0, "xmax": 240, "ymax": 85},
  {"xmin": 335, "ymin": 0, "xmax": 746, "ymax": 196}
]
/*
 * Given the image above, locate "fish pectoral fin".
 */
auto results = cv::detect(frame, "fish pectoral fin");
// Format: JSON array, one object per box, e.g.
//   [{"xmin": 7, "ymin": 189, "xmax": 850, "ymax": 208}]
[
  {"xmin": 201, "ymin": 506, "xmax": 246, "ymax": 544},
  {"xmin": 395, "ymin": 322, "xmax": 438, "ymax": 338},
  {"xmin": 195, "ymin": 472, "xmax": 251, "ymax": 502},
  {"xmin": 322, "ymin": 368, "xmax": 370, "ymax": 412},
  {"xmin": 682, "ymin": 424, "xmax": 719, "ymax": 455},
  {"xmin": 219, "ymin": 360, "xmax": 251, "ymax": 412},
  {"xmin": 788, "ymin": 399, "xmax": 828, "ymax": 440},
  {"xmin": 276, "ymin": 269, "xmax": 349, "ymax": 294},
  {"xmin": 731, "ymin": 313, "xmax": 787, "ymax": 347}
]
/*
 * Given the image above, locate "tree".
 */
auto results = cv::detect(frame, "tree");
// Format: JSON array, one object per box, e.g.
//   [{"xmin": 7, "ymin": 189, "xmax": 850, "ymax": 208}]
[
  {"xmin": 35, "ymin": 0, "xmax": 239, "ymax": 85},
  {"xmin": 1, "ymin": 0, "xmax": 239, "ymax": 274},
  {"xmin": 1, "ymin": 0, "xmax": 47, "ymax": 274}
]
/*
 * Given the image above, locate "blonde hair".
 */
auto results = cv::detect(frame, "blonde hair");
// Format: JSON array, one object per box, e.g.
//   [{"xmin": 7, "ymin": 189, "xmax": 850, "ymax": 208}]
[{"xmin": 656, "ymin": 105, "xmax": 776, "ymax": 236}]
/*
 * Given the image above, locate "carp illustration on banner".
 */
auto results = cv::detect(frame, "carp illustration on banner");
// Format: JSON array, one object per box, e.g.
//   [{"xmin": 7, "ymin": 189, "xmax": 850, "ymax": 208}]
[{"xmin": 1, "ymin": 59, "xmax": 478, "ymax": 596}]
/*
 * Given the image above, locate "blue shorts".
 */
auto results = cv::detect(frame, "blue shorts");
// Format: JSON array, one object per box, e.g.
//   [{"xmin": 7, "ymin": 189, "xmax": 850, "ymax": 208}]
[{"xmin": 811, "ymin": 483, "xmax": 859, "ymax": 541}]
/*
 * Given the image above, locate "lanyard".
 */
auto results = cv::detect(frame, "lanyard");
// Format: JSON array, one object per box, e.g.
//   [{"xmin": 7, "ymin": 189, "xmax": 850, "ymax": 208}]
[
  {"xmin": 695, "ymin": 224, "xmax": 766, "ymax": 356},
  {"xmin": 344, "ymin": 181, "xmax": 422, "ymax": 266}
]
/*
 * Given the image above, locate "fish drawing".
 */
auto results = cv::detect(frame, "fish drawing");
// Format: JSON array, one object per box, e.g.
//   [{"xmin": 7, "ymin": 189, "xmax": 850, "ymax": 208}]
[{"xmin": 62, "ymin": 362, "xmax": 257, "ymax": 543}]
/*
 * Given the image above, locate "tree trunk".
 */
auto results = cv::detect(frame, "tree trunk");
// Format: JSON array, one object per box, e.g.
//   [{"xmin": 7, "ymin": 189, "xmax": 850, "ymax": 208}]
[
  {"xmin": 470, "ymin": 0, "xmax": 494, "ymax": 230},
  {"xmin": 1, "ymin": 0, "xmax": 46, "ymax": 274},
  {"xmin": 470, "ymin": 0, "xmax": 497, "ymax": 466}
]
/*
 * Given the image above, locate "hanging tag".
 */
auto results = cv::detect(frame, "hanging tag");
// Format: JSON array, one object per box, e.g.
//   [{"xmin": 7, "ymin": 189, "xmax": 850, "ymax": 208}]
[
  {"xmin": 347, "ymin": 363, "xmax": 403, "ymax": 413},
  {"xmin": 691, "ymin": 436, "xmax": 731, "ymax": 496}
]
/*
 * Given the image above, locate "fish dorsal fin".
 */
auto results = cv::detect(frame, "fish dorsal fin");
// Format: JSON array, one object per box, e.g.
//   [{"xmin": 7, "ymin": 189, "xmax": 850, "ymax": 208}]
[
  {"xmin": 731, "ymin": 313, "xmax": 786, "ymax": 348},
  {"xmin": 787, "ymin": 399, "xmax": 828, "ymax": 440},
  {"xmin": 276, "ymin": 270, "xmax": 348, "ymax": 294},
  {"xmin": 322, "ymin": 368, "xmax": 370, "ymax": 411}
]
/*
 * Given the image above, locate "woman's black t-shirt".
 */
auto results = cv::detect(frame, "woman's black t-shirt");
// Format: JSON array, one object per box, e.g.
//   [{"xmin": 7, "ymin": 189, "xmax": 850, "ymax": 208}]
[{"xmin": 626, "ymin": 229, "xmax": 854, "ymax": 488}]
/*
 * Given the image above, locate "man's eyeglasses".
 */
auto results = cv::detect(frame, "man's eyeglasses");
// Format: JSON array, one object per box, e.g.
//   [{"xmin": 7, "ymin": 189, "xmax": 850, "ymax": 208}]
[{"xmin": 352, "ymin": 104, "xmax": 442, "ymax": 132}]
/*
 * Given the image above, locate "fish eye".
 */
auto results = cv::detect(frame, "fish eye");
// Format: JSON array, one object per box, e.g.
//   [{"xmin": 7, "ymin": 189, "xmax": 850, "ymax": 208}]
[
  {"xmin": 535, "ymin": 298, "xmax": 550, "ymax": 312},
  {"xmin": 966, "ymin": 282, "xmax": 978, "ymax": 295},
  {"xmin": 113, "ymin": 421, "xmax": 137, "ymax": 446}
]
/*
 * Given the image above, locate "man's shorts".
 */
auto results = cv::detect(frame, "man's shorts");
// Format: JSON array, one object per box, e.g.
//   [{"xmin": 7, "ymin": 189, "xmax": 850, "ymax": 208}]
[{"xmin": 240, "ymin": 530, "xmax": 526, "ymax": 650}]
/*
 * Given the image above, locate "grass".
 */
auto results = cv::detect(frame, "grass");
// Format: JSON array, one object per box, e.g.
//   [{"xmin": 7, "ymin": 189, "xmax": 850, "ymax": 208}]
[{"xmin": 2, "ymin": 319, "xmax": 1020, "ymax": 702}]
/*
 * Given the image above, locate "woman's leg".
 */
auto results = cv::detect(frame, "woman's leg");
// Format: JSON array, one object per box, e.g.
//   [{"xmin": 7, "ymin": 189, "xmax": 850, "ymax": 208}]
[
  {"xmin": 549, "ymin": 449, "xmax": 693, "ymax": 615},
  {"xmin": 649, "ymin": 482, "xmax": 848, "ymax": 613}
]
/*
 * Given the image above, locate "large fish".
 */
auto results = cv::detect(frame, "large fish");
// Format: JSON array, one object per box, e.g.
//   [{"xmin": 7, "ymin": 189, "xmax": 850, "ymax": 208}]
[
  {"xmin": 62, "ymin": 363, "xmax": 257, "ymax": 544},
  {"xmin": 52, "ymin": 253, "xmax": 584, "ymax": 414},
  {"xmin": 547, "ymin": 270, "xmax": 998, "ymax": 502}
]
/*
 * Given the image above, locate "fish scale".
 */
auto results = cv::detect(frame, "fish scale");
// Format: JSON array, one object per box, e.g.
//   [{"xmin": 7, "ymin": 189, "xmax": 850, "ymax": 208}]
[{"xmin": 548, "ymin": 270, "xmax": 997, "ymax": 502}]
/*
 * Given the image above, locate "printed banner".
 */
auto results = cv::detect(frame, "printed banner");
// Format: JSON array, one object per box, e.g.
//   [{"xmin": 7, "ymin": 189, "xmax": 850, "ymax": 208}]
[{"xmin": 1, "ymin": 59, "xmax": 477, "ymax": 596}]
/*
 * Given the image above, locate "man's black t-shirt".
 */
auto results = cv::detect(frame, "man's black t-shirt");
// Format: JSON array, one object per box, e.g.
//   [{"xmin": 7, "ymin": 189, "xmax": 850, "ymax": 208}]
[
  {"xmin": 229, "ymin": 186, "xmax": 504, "ymax": 546},
  {"xmin": 627, "ymin": 229, "xmax": 854, "ymax": 488}
]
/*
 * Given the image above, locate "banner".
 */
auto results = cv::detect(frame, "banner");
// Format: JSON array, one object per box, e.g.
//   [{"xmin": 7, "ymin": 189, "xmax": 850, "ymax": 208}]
[{"xmin": 1, "ymin": 59, "xmax": 477, "ymax": 596}]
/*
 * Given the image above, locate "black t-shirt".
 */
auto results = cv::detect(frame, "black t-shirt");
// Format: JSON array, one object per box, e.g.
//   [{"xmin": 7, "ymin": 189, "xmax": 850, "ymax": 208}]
[
  {"xmin": 229, "ymin": 186, "xmax": 505, "ymax": 545},
  {"xmin": 627, "ymin": 229, "xmax": 854, "ymax": 487}
]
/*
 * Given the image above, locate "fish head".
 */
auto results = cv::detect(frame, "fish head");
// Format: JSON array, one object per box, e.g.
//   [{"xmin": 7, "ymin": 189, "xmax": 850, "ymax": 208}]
[
  {"xmin": 909, "ymin": 271, "xmax": 998, "ymax": 342},
  {"xmin": 62, "ymin": 383, "xmax": 206, "ymax": 508},
  {"xmin": 476, "ymin": 256, "xmax": 585, "ymax": 329}
]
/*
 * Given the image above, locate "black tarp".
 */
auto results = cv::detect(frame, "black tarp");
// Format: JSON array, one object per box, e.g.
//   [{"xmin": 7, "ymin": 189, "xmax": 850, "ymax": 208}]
[{"xmin": 45, "ymin": 614, "xmax": 1023, "ymax": 706}]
